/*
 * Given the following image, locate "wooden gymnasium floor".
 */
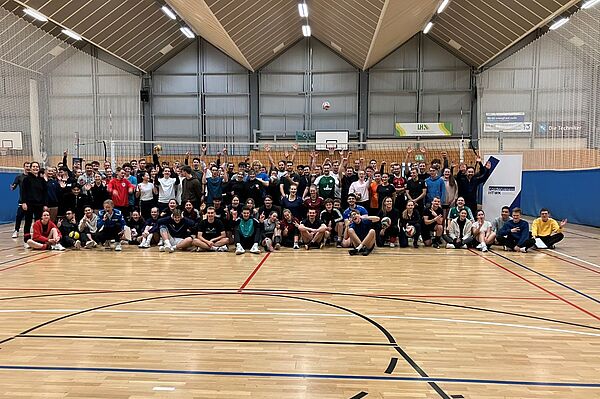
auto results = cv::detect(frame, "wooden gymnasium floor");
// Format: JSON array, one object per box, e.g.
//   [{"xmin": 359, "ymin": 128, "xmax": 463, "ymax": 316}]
[{"xmin": 0, "ymin": 223, "xmax": 599, "ymax": 398}]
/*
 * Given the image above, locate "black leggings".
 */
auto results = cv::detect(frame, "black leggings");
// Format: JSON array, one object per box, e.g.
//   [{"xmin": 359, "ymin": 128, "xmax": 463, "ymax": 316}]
[
  {"xmin": 140, "ymin": 200, "xmax": 155, "ymax": 220},
  {"xmin": 377, "ymin": 226, "xmax": 399, "ymax": 247},
  {"xmin": 538, "ymin": 233, "xmax": 564, "ymax": 248},
  {"xmin": 14, "ymin": 204, "xmax": 25, "ymax": 232},
  {"xmin": 399, "ymin": 224, "xmax": 421, "ymax": 248},
  {"xmin": 23, "ymin": 204, "xmax": 44, "ymax": 242},
  {"xmin": 235, "ymin": 227, "xmax": 261, "ymax": 249},
  {"xmin": 498, "ymin": 235, "xmax": 535, "ymax": 249},
  {"xmin": 96, "ymin": 225, "xmax": 122, "ymax": 243},
  {"xmin": 442, "ymin": 234, "xmax": 474, "ymax": 248}
]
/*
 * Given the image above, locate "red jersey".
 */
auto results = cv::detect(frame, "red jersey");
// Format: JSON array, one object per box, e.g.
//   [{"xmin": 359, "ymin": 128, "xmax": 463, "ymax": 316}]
[
  {"xmin": 303, "ymin": 197, "xmax": 324, "ymax": 212},
  {"xmin": 107, "ymin": 177, "xmax": 134, "ymax": 207}
]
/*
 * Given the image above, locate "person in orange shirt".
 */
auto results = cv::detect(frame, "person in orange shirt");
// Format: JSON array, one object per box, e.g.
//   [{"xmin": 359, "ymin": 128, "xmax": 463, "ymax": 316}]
[{"xmin": 369, "ymin": 171, "xmax": 381, "ymax": 215}]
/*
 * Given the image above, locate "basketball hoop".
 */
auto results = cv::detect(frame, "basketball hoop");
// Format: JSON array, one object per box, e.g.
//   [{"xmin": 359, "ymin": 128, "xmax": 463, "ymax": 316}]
[
  {"xmin": 0, "ymin": 145, "xmax": 11, "ymax": 156},
  {"xmin": 325, "ymin": 140, "xmax": 337, "ymax": 155}
]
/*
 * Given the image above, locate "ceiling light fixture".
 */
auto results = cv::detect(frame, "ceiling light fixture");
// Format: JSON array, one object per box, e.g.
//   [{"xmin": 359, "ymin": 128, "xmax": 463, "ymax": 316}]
[
  {"xmin": 161, "ymin": 6, "xmax": 177, "ymax": 20},
  {"xmin": 61, "ymin": 28, "xmax": 82, "ymax": 41},
  {"xmin": 549, "ymin": 17, "xmax": 569, "ymax": 30},
  {"xmin": 180, "ymin": 27, "xmax": 195, "ymax": 38},
  {"xmin": 302, "ymin": 24, "xmax": 311, "ymax": 37},
  {"xmin": 582, "ymin": 0, "xmax": 600, "ymax": 9},
  {"xmin": 23, "ymin": 7, "xmax": 48, "ymax": 22},
  {"xmin": 437, "ymin": 0, "xmax": 450, "ymax": 13},
  {"xmin": 423, "ymin": 21, "xmax": 434, "ymax": 34},
  {"xmin": 298, "ymin": 2, "xmax": 308, "ymax": 17}
]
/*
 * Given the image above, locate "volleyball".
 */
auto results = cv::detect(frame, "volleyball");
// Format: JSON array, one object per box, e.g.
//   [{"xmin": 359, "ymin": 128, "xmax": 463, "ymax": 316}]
[
  {"xmin": 405, "ymin": 225, "xmax": 415, "ymax": 237},
  {"xmin": 68, "ymin": 231, "xmax": 80, "ymax": 240},
  {"xmin": 153, "ymin": 144, "xmax": 162, "ymax": 153},
  {"xmin": 322, "ymin": 101, "xmax": 331, "ymax": 110},
  {"xmin": 381, "ymin": 217, "xmax": 391, "ymax": 228}
]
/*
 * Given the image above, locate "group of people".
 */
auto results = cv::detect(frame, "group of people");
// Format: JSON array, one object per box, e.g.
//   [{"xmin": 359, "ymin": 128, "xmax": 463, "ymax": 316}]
[{"xmin": 11, "ymin": 145, "xmax": 566, "ymax": 255}]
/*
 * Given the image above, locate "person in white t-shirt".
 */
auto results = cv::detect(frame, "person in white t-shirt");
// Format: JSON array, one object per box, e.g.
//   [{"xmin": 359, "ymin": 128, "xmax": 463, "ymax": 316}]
[
  {"xmin": 348, "ymin": 170, "xmax": 370, "ymax": 210},
  {"xmin": 472, "ymin": 210, "xmax": 495, "ymax": 252}
]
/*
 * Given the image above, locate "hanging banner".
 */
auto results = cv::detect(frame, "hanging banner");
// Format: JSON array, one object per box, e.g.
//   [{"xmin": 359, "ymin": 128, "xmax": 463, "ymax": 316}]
[
  {"xmin": 394, "ymin": 123, "xmax": 453, "ymax": 137},
  {"xmin": 482, "ymin": 154, "xmax": 523, "ymax": 219},
  {"xmin": 484, "ymin": 112, "xmax": 532, "ymax": 133}
]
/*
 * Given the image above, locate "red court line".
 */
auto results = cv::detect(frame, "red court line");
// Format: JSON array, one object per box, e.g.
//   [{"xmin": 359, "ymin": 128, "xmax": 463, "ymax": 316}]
[
  {"xmin": 539, "ymin": 251, "xmax": 600, "ymax": 276},
  {"xmin": 0, "ymin": 253, "xmax": 61, "ymax": 272},
  {"xmin": 238, "ymin": 253, "xmax": 271, "ymax": 292},
  {"xmin": 470, "ymin": 249, "xmax": 600, "ymax": 322}
]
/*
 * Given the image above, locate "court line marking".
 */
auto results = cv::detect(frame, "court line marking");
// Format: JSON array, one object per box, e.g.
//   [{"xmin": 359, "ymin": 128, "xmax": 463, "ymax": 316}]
[
  {"xmin": 0, "ymin": 288, "xmax": 557, "ymax": 301},
  {"xmin": 490, "ymin": 250, "xmax": 600, "ymax": 306},
  {"xmin": 547, "ymin": 249, "xmax": 600, "ymax": 271},
  {"xmin": 0, "ymin": 365, "xmax": 598, "ymax": 388},
  {"xmin": 0, "ymin": 252, "xmax": 61, "ymax": 272},
  {"xmin": 0, "ymin": 287, "xmax": 596, "ymax": 332},
  {"xmin": 471, "ymin": 250, "xmax": 600, "ymax": 322},
  {"xmin": 5, "ymin": 309, "xmax": 600, "ymax": 337},
  {"xmin": 238, "ymin": 252, "xmax": 271, "ymax": 291}
]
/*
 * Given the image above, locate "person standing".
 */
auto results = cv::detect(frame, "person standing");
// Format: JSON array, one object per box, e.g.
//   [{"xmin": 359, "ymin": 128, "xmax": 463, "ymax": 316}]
[
  {"xmin": 10, "ymin": 161, "xmax": 30, "ymax": 238},
  {"xmin": 21, "ymin": 162, "xmax": 47, "ymax": 248}
]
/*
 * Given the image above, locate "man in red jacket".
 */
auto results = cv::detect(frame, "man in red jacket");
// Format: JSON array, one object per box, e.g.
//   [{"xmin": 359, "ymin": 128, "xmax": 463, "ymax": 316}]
[
  {"xmin": 107, "ymin": 167, "xmax": 134, "ymax": 216},
  {"xmin": 26, "ymin": 211, "xmax": 65, "ymax": 251}
]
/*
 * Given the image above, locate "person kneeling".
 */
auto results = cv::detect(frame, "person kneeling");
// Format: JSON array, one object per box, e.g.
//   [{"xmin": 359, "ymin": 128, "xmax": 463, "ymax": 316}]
[
  {"xmin": 443, "ymin": 209, "xmax": 473, "ymax": 249},
  {"xmin": 26, "ymin": 210, "xmax": 65, "ymax": 251},
  {"xmin": 234, "ymin": 206, "xmax": 261, "ymax": 255},
  {"xmin": 299, "ymin": 209, "xmax": 328, "ymax": 250},
  {"xmin": 194, "ymin": 207, "xmax": 229, "ymax": 252},
  {"xmin": 347, "ymin": 210, "xmax": 380, "ymax": 256},
  {"xmin": 152, "ymin": 209, "xmax": 195, "ymax": 253}
]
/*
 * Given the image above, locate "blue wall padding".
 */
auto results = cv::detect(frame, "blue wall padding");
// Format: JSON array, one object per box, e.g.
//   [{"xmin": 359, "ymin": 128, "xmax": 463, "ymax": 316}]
[
  {"xmin": 521, "ymin": 168, "xmax": 600, "ymax": 227},
  {"xmin": 0, "ymin": 172, "xmax": 19, "ymax": 225}
]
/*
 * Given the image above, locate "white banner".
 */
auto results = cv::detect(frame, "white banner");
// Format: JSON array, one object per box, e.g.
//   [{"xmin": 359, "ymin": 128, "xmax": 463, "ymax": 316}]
[
  {"xmin": 394, "ymin": 123, "xmax": 453, "ymax": 137},
  {"xmin": 482, "ymin": 154, "xmax": 522, "ymax": 219}
]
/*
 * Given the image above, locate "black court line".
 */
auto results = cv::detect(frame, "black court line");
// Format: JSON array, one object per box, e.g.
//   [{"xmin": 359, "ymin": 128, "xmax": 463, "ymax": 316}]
[
  {"xmin": 20, "ymin": 334, "xmax": 395, "ymax": 348},
  {"xmin": 6, "ymin": 291, "xmax": 451, "ymax": 399},
  {"xmin": 565, "ymin": 231, "xmax": 600, "ymax": 241},
  {"xmin": 384, "ymin": 357, "xmax": 398, "ymax": 374},
  {"xmin": 349, "ymin": 392, "xmax": 368, "ymax": 399},
  {"xmin": 0, "ymin": 287, "xmax": 598, "ymax": 332}
]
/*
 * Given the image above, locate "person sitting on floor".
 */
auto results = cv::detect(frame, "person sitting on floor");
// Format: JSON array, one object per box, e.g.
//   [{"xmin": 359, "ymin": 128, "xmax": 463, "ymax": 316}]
[
  {"xmin": 443, "ymin": 209, "xmax": 474, "ymax": 249},
  {"xmin": 78, "ymin": 206, "xmax": 98, "ymax": 248},
  {"xmin": 347, "ymin": 210, "xmax": 380, "ymax": 256},
  {"xmin": 531, "ymin": 208, "xmax": 567, "ymax": 249},
  {"xmin": 234, "ymin": 206, "xmax": 261, "ymax": 255},
  {"xmin": 299, "ymin": 208, "xmax": 328, "ymax": 250},
  {"xmin": 152, "ymin": 209, "xmax": 196, "ymax": 253},
  {"xmin": 280, "ymin": 208, "xmax": 300, "ymax": 249},
  {"xmin": 497, "ymin": 207, "xmax": 536, "ymax": 253},
  {"xmin": 193, "ymin": 206, "xmax": 229, "ymax": 252},
  {"xmin": 472, "ymin": 210, "xmax": 495, "ymax": 252},
  {"xmin": 97, "ymin": 199, "xmax": 126, "ymax": 251},
  {"xmin": 320, "ymin": 198, "xmax": 344, "ymax": 247},
  {"xmin": 58, "ymin": 209, "xmax": 82, "ymax": 250},
  {"xmin": 138, "ymin": 207, "xmax": 161, "ymax": 248},
  {"xmin": 26, "ymin": 210, "xmax": 65, "ymax": 251}
]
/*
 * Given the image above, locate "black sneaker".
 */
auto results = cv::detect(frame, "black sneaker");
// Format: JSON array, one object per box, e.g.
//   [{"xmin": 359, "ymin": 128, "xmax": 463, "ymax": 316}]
[
  {"xmin": 348, "ymin": 248, "xmax": 359, "ymax": 256},
  {"xmin": 413, "ymin": 241, "xmax": 419, "ymax": 248},
  {"xmin": 361, "ymin": 246, "xmax": 373, "ymax": 256},
  {"xmin": 336, "ymin": 241, "xmax": 342, "ymax": 248},
  {"xmin": 432, "ymin": 242, "xmax": 440, "ymax": 249}
]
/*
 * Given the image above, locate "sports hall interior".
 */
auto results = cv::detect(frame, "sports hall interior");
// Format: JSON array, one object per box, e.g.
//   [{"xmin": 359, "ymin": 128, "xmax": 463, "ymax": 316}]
[{"xmin": 0, "ymin": 0, "xmax": 599, "ymax": 398}]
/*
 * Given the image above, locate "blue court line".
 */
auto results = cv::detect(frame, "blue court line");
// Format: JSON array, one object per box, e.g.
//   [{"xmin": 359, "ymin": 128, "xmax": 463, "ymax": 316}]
[
  {"xmin": 0, "ymin": 365, "xmax": 598, "ymax": 388},
  {"xmin": 491, "ymin": 250, "xmax": 600, "ymax": 305}
]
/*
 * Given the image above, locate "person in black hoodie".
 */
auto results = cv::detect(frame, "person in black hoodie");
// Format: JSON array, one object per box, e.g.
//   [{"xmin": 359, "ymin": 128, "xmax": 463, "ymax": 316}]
[
  {"xmin": 21, "ymin": 162, "xmax": 47, "ymax": 246},
  {"xmin": 89, "ymin": 173, "xmax": 109, "ymax": 212},
  {"xmin": 58, "ymin": 210, "xmax": 81, "ymax": 249},
  {"xmin": 62, "ymin": 184, "xmax": 89, "ymax": 221},
  {"xmin": 150, "ymin": 209, "xmax": 196, "ymax": 252}
]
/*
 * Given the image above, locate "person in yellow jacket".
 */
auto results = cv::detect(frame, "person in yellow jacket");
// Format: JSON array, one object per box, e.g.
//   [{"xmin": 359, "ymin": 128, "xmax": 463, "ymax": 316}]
[{"xmin": 532, "ymin": 208, "xmax": 567, "ymax": 249}]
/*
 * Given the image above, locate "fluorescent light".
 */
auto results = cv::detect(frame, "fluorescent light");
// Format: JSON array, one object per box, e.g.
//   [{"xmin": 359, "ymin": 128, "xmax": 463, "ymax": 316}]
[
  {"xmin": 61, "ymin": 29, "xmax": 82, "ymax": 41},
  {"xmin": 549, "ymin": 17, "xmax": 569, "ymax": 30},
  {"xmin": 302, "ymin": 24, "xmax": 311, "ymax": 37},
  {"xmin": 161, "ymin": 6, "xmax": 177, "ymax": 20},
  {"xmin": 582, "ymin": 0, "xmax": 600, "ymax": 9},
  {"xmin": 23, "ymin": 8, "xmax": 48, "ymax": 22},
  {"xmin": 180, "ymin": 27, "xmax": 194, "ymax": 38},
  {"xmin": 423, "ymin": 21, "xmax": 434, "ymax": 34},
  {"xmin": 437, "ymin": 0, "xmax": 450, "ymax": 13},
  {"xmin": 298, "ymin": 3, "xmax": 308, "ymax": 17}
]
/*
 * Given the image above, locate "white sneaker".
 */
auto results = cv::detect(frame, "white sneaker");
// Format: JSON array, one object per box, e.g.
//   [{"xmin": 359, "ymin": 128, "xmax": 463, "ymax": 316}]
[
  {"xmin": 114, "ymin": 243, "xmax": 122, "ymax": 251},
  {"xmin": 476, "ymin": 242, "xmax": 484, "ymax": 250},
  {"xmin": 210, "ymin": 246, "xmax": 219, "ymax": 251},
  {"xmin": 293, "ymin": 243, "xmax": 300, "ymax": 250},
  {"xmin": 23, "ymin": 242, "xmax": 30, "ymax": 249},
  {"xmin": 11, "ymin": 231, "xmax": 18, "ymax": 239},
  {"xmin": 159, "ymin": 245, "xmax": 165, "ymax": 252},
  {"xmin": 85, "ymin": 240, "xmax": 94, "ymax": 249},
  {"xmin": 481, "ymin": 245, "xmax": 488, "ymax": 252},
  {"xmin": 235, "ymin": 243, "xmax": 245, "ymax": 255},
  {"xmin": 519, "ymin": 247, "xmax": 528, "ymax": 253},
  {"xmin": 166, "ymin": 244, "xmax": 174, "ymax": 253},
  {"xmin": 74, "ymin": 240, "xmax": 81, "ymax": 250},
  {"xmin": 446, "ymin": 243, "xmax": 455, "ymax": 249},
  {"xmin": 461, "ymin": 244, "xmax": 468, "ymax": 249},
  {"xmin": 218, "ymin": 245, "xmax": 229, "ymax": 252},
  {"xmin": 389, "ymin": 242, "xmax": 396, "ymax": 248},
  {"xmin": 250, "ymin": 243, "xmax": 260, "ymax": 254},
  {"xmin": 52, "ymin": 243, "xmax": 66, "ymax": 251}
]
